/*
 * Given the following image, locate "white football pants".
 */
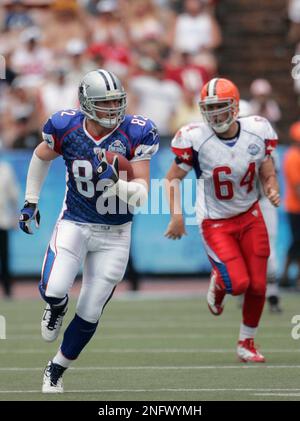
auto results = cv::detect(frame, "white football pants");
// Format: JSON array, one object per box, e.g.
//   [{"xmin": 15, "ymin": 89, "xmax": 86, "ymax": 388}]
[{"xmin": 41, "ymin": 219, "xmax": 131, "ymax": 323}]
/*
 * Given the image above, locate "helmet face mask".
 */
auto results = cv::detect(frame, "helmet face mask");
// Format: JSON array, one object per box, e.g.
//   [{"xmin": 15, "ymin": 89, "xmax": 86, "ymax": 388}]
[
  {"xmin": 86, "ymin": 95, "xmax": 127, "ymax": 128},
  {"xmin": 199, "ymin": 78, "xmax": 240, "ymax": 134},
  {"xmin": 79, "ymin": 70, "xmax": 127, "ymax": 129},
  {"xmin": 199, "ymin": 98, "xmax": 238, "ymax": 134}
]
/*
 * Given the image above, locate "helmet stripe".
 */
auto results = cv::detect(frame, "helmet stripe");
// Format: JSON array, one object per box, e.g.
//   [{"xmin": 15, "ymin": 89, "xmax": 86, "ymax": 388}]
[
  {"xmin": 107, "ymin": 71, "xmax": 118, "ymax": 89},
  {"xmin": 208, "ymin": 78, "xmax": 219, "ymax": 97},
  {"xmin": 97, "ymin": 70, "xmax": 111, "ymax": 91}
]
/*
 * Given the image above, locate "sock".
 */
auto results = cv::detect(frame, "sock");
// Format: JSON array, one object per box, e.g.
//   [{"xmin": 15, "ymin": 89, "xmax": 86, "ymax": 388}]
[
  {"xmin": 239, "ymin": 323, "xmax": 257, "ymax": 341},
  {"xmin": 242, "ymin": 291, "xmax": 265, "ymax": 327},
  {"xmin": 60, "ymin": 314, "xmax": 98, "ymax": 360},
  {"xmin": 53, "ymin": 349, "xmax": 72, "ymax": 368}
]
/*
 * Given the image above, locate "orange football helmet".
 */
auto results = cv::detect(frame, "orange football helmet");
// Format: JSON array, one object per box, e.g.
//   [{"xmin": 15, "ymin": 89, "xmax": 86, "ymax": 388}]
[{"xmin": 199, "ymin": 78, "xmax": 240, "ymax": 134}]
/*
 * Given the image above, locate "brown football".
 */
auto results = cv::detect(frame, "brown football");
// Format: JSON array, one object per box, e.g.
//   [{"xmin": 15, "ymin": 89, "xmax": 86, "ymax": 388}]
[{"xmin": 105, "ymin": 151, "xmax": 134, "ymax": 181}]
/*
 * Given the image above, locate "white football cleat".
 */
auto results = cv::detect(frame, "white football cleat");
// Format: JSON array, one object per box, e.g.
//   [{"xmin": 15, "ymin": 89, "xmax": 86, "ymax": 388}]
[
  {"xmin": 42, "ymin": 361, "xmax": 66, "ymax": 393},
  {"xmin": 207, "ymin": 270, "xmax": 226, "ymax": 316},
  {"xmin": 237, "ymin": 338, "xmax": 266, "ymax": 363},
  {"xmin": 41, "ymin": 303, "xmax": 68, "ymax": 342}
]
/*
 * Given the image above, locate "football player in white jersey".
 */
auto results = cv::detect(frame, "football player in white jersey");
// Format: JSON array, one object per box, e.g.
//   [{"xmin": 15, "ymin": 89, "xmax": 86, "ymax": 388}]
[
  {"xmin": 165, "ymin": 78, "xmax": 280, "ymax": 362},
  {"xmin": 19, "ymin": 69, "xmax": 159, "ymax": 392}
]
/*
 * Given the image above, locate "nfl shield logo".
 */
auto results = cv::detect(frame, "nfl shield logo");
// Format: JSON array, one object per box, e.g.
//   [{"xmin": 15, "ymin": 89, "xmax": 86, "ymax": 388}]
[
  {"xmin": 247, "ymin": 143, "xmax": 260, "ymax": 156},
  {"xmin": 108, "ymin": 139, "xmax": 126, "ymax": 156}
]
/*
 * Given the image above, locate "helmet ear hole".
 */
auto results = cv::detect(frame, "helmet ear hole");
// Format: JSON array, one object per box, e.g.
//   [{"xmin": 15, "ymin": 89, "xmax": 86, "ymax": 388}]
[{"xmin": 85, "ymin": 100, "xmax": 93, "ymax": 112}]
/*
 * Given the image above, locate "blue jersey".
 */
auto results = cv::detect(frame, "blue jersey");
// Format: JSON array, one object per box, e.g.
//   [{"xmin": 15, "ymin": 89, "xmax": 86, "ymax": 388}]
[{"xmin": 42, "ymin": 109, "xmax": 159, "ymax": 225}]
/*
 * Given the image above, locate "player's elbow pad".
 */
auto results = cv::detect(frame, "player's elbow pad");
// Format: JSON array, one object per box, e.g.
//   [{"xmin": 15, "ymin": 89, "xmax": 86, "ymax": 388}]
[
  {"xmin": 25, "ymin": 151, "xmax": 52, "ymax": 204},
  {"xmin": 117, "ymin": 179, "xmax": 148, "ymax": 207}
]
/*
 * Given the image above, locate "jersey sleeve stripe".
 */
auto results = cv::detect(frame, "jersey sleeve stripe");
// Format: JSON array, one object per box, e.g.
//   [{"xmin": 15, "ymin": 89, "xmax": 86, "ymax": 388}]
[
  {"xmin": 60, "ymin": 123, "xmax": 82, "ymax": 143},
  {"xmin": 171, "ymin": 145, "xmax": 193, "ymax": 165},
  {"xmin": 265, "ymin": 138, "xmax": 277, "ymax": 155}
]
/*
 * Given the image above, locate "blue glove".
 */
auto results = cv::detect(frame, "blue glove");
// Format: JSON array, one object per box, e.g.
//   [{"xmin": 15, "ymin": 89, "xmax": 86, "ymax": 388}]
[
  {"xmin": 19, "ymin": 201, "xmax": 40, "ymax": 235},
  {"xmin": 93, "ymin": 150, "xmax": 119, "ymax": 188}
]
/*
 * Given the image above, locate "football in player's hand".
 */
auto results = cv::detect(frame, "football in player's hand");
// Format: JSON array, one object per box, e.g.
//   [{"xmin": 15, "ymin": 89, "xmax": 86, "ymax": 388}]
[{"xmin": 105, "ymin": 151, "xmax": 134, "ymax": 181}]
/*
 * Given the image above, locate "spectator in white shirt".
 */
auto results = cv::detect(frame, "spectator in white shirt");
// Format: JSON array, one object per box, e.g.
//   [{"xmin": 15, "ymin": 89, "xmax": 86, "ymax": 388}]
[
  {"xmin": 38, "ymin": 68, "xmax": 78, "ymax": 120},
  {"xmin": 11, "ymin": 27, "xmax": 53, "ymax": 87},
  {"xmin": 249, "ymin": 78, "xmax": 281, "ymax": 125},
  {"xmin": 129, "ymin": 57, "xmax": 182, "ymax": 136},
  {"xmin": 172, "ymin": 0, "xmax": 222, "ymax": 54}
]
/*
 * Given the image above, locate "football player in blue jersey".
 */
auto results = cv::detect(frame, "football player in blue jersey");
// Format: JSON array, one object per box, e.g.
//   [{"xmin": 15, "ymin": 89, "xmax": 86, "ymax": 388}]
[{"xmin": 19, "ymin": 69, "xmax": 159, "ymax": 393}]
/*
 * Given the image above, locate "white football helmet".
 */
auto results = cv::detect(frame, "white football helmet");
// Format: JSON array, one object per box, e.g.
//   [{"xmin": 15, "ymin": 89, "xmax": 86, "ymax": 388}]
[{"xmin": 79, "ymin": 69, "xmax": 127, "ymax": 129}]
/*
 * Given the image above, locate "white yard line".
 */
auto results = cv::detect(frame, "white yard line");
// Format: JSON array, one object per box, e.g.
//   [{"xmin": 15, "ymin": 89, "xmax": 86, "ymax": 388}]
[
  {"xmin": 0, "ymin": 348, "xmax": 299, "ymax": 354},
  {"xmin": 252, "ymin": 393, "xmax": 300, "ymax": 397},
  {"xmin": 0, "ymin": 388, "xmax": 300, "ymax": 394},
  {"xmin": 4, "ymin": 333, "xmax": 291, "ymax": 340},
  {"xmin": 5, "ymin": 321, "xmax": 294, "ymax": 329},
  {"xmin": 1, "ymin": 365, "xmax": 300, "ymax": 371}
]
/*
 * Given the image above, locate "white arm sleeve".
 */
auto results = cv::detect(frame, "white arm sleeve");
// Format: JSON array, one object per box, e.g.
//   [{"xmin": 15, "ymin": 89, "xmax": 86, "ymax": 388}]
[
  {"xmin": 25, "ymin": 152, "xmax": 52, "ymax": 204},
  {"xmin": 103, "ymin": 179, "xmax": 148, "ymax": 207}
]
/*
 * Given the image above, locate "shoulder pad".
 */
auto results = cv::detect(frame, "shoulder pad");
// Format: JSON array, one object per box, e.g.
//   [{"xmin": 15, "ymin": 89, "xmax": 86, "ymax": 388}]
[
  {"xmin": 241, "ymin": 115, "xmax": 277, "ymax": 138},
  {"xmin": 50, "ymin": 109, "xmax": 79, "ymax": 131},
  {"xmin": 241, "ymin": 115, "xmax": 269, "ymax": 130},
  {"xmin": 124, "ymin": 116, "xmax": 159, "ymax": 161}
]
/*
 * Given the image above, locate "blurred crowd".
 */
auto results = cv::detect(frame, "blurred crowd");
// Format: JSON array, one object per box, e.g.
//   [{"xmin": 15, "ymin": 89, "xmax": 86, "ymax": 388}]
[
  {"xmin": 0, "ymin": 0, "xmax": 222, "ymax": 148},
  {"xmin": 1, "ymin": 0, "xmax": 300, "ymax": 148},
  {"xmin": 1, "ymin": 0, "xmax": 300, "ymax": 296}
]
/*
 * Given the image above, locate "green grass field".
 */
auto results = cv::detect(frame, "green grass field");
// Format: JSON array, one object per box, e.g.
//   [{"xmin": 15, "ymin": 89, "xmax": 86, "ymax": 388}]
[{"xmin": 0, "ymin": 292, "xmax": 300, "ymax": 401}]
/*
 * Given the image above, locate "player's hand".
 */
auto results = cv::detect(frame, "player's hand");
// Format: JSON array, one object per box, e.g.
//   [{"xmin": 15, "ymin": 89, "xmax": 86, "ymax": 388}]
[
  {"xmin": 164, "ymin": 215, "xmax": 187, "ymax": 240},
  {"xmin": 266, "ymin": 188, "xmax": 280, "ymax": 207},
  {"xmin": 19, "ymin": 201, "xmax": 40, "ymax": 235},
  {"xmin": 93, "ymin": 150, "xmax": 119, "ymax": 188}
]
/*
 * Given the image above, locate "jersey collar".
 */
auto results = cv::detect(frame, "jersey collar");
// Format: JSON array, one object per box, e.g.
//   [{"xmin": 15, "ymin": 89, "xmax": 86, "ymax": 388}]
[
  {"xmin": 83, "ymin": 117, "xmax": 120, "ymax": 145},
  {"xmin": 216, "ymin": 121, "xmax": 241, "ymax": 141}
]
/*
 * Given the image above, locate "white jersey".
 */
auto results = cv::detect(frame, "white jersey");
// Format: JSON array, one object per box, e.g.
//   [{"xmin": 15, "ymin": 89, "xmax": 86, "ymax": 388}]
[{"xmin": 171, "ymin": 116, "xmax": 277, "ymax": 222}]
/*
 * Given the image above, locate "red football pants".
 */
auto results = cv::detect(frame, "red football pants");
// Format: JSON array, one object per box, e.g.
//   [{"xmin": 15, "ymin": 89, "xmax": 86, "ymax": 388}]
[{"xmin": 201, "ymin": 201, "xmax": 270, "ymax": 328}]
